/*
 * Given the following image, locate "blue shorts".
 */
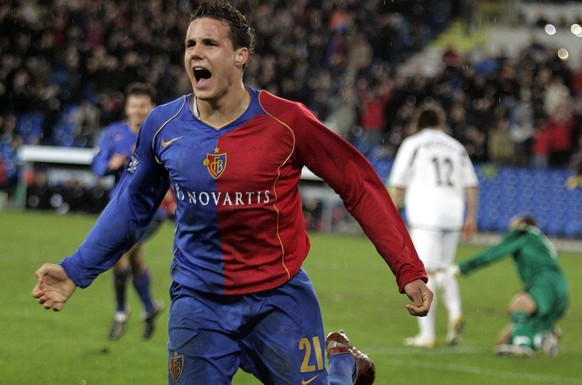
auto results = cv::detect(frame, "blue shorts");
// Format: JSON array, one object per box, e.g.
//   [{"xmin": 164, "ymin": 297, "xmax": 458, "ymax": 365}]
[{"xmin": 167, "ymin": 269, "xmax": 330, "ymax": 385}]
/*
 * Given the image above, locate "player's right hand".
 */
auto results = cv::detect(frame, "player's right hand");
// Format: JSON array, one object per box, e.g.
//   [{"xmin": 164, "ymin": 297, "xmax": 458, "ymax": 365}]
[
  {"xmin": 109, "ymin": 153, "xmax": 128, "ymax": 171},
  {"xmin": 32, "ymin": 263, "xmax": 76, "ymax": 311}
]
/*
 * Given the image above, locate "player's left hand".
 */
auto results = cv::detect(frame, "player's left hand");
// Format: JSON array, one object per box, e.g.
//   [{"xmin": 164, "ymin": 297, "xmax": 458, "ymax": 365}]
[
  {"xmin": 462, "ymin": 217, "xmax": 477, "ymax": 241},
  {"xmin": 32, "ymin": 263, "xmax": 77, "ymax": 311},
  {"xmin": 403, "ymin": 279, "xmax": 433, "ymax": 317}
]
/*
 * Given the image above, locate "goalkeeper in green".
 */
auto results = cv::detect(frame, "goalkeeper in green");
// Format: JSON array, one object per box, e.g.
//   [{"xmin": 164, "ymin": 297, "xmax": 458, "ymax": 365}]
[{"xmin": 450, "ymin": 214, "xmax": 569, "ymax": 357}]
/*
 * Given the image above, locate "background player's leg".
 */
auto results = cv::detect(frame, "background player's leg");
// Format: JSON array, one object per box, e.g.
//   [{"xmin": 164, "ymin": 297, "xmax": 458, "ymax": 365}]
[
  {"xmin": 405, "ymin": 228, "xmax": 440, "ymax": 347},
  {"xmin": 113, "ymin": 265, "xmax": 130, "ymax": 313},
  {"xmin": 417, "ymin": 276, "xmax": 437, "ymax": 344},
  {"xmin": 109, "ymin": 254, "xmax": 131, "ymax": 340},
  {"xmin": 128, "ymin": 240, "xmax": 157, "ymax": 314},
  {"xmin": 494, "ymin": 292, "xmax": 537, "ymax": 356},
  {"xmin": 131, "ymin": 216, "xmax": 166, "ymax": 338},
  {"xmin": 507, "ymin": 292, "xmax": 537, "ymax": 349},
  {"xmin": 438, "ymin": 271, "xmax": 464, "ymax": 345},
  {"xmin": 439, "ymin": 231, "xmax": 464, "ymax": 345},
  {"xmin": 130, "ymin": 261, "xmax": 164, "ymax": 339},
  {"xmin": 510, "ymin": 310, "xmax": 535, "ymax": 348}
]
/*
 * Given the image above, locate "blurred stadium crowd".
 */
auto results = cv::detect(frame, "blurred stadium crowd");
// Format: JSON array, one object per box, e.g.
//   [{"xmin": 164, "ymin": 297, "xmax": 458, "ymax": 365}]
[{"xmin": 1, "ymin": 0, "xmax": 582, "ymax": 214}]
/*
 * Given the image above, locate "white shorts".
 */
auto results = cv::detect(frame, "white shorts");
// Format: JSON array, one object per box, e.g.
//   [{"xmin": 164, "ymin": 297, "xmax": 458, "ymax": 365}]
[{"xmin": 409, "ymin": 227, "xmax": 461, "ymax": 273}]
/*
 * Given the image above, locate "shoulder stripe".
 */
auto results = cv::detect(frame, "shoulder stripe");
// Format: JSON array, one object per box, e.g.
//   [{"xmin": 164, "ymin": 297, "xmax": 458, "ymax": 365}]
[{"xmin": 257, "ymin": 92, "xmax": 296, "ymax": 280}]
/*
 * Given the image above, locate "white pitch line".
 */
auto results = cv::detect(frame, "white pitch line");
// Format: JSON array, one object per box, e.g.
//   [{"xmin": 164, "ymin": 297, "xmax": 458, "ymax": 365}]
[
  {"xmin": 365, "ymin": 345, "xmax": 582, "ymax": 384},
  {"xmin": 370, "ymin": 345, "xmax": 582, "ymax": 355},
  {"xmin": 370, "ymin": 345, "xmax": 486, "ymax": 355},
  {"xmin": 386, "ymin": 358, "xmax": 582, "ymax": 384}
]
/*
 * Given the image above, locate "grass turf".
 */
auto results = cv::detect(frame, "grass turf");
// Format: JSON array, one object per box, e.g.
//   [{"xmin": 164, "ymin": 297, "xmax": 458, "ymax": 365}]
[{"xmin": 1, "ymin": 209, "xmax": 581, "ymax": 385}]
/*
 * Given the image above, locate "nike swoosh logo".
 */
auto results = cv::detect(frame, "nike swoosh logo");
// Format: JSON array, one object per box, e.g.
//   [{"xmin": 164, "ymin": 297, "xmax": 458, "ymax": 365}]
[
  {"xmin": 301, "ymin": 374, "xmax": 319, "ymax": 385},
  {"xmin": 161, "ymin": 136, "xmax": 183, "ymax": 148}
]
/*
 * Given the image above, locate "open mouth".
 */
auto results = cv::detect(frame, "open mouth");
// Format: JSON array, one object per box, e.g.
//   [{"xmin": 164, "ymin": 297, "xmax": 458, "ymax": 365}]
[{"xmin": 194, "ymin": 67, "xmax": 211, "ymax": 81}]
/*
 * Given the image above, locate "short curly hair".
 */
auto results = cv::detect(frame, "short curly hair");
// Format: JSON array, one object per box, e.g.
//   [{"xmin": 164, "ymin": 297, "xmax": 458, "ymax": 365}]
[{"xmin": 190, "ymin": 0, "xmax": 255, "ymax": 55}]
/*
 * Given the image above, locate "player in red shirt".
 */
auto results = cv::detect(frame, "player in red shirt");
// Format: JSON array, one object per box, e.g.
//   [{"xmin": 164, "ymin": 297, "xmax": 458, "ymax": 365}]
[{"xmin": 33, "ymin": 2, "xmax": 432, "ymax": 384}]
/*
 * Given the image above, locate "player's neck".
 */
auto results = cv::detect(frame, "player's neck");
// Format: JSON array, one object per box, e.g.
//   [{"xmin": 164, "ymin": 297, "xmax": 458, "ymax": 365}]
[
  {"xmin": 193, "ymin": 87, "xmax": 250, "ymax": 129},
  {"xmin": 128, "ymin": 122, "xmax": 140, "ymax": 134}
]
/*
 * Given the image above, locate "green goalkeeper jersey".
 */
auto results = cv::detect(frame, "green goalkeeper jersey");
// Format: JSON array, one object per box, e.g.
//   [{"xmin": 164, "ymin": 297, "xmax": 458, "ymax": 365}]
[{"xmin": 459, "ymin": 225, "xmax": 564, "ymax": 288}]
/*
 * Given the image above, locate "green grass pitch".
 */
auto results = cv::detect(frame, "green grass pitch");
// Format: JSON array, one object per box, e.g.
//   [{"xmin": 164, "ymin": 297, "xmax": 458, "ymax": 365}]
[{"xmin": 1, "ymin": 209, "xmax": 581, "ymax": 385}]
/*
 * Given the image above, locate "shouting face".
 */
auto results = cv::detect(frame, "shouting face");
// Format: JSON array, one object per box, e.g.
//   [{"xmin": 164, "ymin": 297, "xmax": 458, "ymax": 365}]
[{"xmin": 183, "ymin": 17, "xmax": 248, "ymax": 103}]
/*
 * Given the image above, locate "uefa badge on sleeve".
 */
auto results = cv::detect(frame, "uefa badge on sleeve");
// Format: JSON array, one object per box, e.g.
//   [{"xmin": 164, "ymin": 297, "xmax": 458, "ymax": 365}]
[{"xmin": 127, "ymin": 153, "xmax": 139, "ymax": 174}]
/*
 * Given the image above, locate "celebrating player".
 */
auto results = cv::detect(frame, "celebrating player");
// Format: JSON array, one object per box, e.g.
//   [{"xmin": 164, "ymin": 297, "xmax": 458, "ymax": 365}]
[
  {"xmin": 32, "ymin": 1, "xmax": 432, "ymax": 384},
  {"xmin": 91, "ymin": 82, "xmax": 166, "ymax": 340},
  {"xmin": 388, "ymin": 105, "xmax": 479, "ymax": 348},
  {"xmin": 450, "ymin": 214, "xmax": 569, "ymax": 357}
]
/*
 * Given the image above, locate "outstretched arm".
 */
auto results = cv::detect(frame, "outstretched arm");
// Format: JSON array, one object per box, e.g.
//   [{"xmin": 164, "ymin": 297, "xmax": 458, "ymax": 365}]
[
  {"xmin": 59, "ymin": 112, "xmax": 169, "ymax": 288},
  {"xmin": 457, "ymin": 229, "xmax": 527, "ymax": 275},
  {"xmin": 32, "ymin": 263, "xmax": 77, "ymax": 311},
  {"xmin": 403, "ymin": 279, "xmax": 433, "ymax": 317}
]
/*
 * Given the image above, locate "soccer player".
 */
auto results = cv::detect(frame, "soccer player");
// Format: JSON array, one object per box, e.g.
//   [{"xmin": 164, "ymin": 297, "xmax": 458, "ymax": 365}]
[
  {"xmin": 91, "ymin": 82, "xmax": 165, "ymax": 340},
  {"xmin": 388, "ymin": 105, "xmax": 479, "ymax": 348},
  {"xmin": 450, "ymin": 214, "xmax": 569, "ymax": 357},
  {"xmin": 32, "ymin": 2, "xmax": 433, "ymax": 384}
]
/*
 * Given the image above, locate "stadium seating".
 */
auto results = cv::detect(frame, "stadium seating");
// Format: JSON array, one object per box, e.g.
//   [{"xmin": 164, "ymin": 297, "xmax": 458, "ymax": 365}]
[{"xmin": 475, "ymin": 165, "xmax": 580, "ymax": 238}]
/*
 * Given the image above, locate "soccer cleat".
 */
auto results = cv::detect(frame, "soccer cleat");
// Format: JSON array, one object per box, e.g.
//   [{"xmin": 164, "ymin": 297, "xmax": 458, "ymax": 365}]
[
  {"xmin": 446, "ymin": 316, "xmax": 465, "ymax": 346},
  {"xmin": 326, "ymin": 330, "xmax": 375, "ymax": 385},
  {"xmin": 539, "ymin": 328, "xmax": 561, "ymax": 357},
  {"xmin": 108, "ymin": 310, "xmax": 129, "ymax": 340},
  {"xmin": 142, "ymin": 300, "xmax": 165, "ymax": 339},
  {"xmin": 403, "ymin": 335, "xmax": 436, "ymax": 348},
  {"xmin": 494, "ymin": 344, "xmax": 534, "ymax": 357}
]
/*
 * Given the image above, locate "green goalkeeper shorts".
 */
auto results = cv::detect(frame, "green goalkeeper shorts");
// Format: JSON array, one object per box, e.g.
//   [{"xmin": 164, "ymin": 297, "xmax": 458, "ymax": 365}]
[{"xmin": 527, "ymin": 269, "xmax": 569, "ymax": 333}]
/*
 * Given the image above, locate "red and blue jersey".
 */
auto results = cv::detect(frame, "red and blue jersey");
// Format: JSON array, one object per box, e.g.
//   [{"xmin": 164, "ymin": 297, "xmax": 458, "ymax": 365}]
[{"xmin": 61, "ymin": 88, "xmax": 426, "ymax": 295}]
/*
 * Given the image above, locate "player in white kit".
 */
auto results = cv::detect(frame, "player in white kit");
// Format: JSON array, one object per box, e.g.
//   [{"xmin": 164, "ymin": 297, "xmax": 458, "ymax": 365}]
[{"xmin": 388, "ymin": 105, "xmax": 479, "ymax": 347}]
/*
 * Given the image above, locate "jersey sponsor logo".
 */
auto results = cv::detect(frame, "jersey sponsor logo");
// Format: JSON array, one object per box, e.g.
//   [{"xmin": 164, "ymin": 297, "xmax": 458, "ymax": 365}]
[
  {"xmin": 203, "ymin": 147, "xmax": 227, "ymax": 179},
  {"xmin": 161, "ymin": 136, "xmax": 183, "ymax": 148},
  {"xmin": 126, "ymin": 153, "xmax": 139, "ymax": 174},
  {"xmin": 174, "ymin": 184, "xmax": 271, "ymax": 206},
  {"xmin": 169, "ymin": 351, "xmax": 184, "ymax": 382},
  {"xmin": 301, "ymin": 374, "xmax": 319, "ymax": 385}
]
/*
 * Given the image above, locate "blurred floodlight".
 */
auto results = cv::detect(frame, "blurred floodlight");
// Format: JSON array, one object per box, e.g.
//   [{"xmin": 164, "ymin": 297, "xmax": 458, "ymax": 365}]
[
  {"xmin": 571, "ymin": 23, "xmax": 582, "ymax": 37},
  {"xmin": 544, "ymin": 24, "xmax": 557, "ymax": 35},
  {"xmin": 557, "ymin": 48, "xmax": 569, "ymax": 61}
]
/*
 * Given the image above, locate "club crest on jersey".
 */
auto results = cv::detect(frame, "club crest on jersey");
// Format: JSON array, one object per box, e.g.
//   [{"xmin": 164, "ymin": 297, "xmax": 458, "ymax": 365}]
[
  {"xmin": 203, "ymin": 147, "xmax": 227, "ymax": 179},
  {"xmin": 169, "ymin": 351, "xmax": 184, "ymax": 382},
  {"xmin": 126, "ymin": 153, "xmax": 139, "ymax": 174}
]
